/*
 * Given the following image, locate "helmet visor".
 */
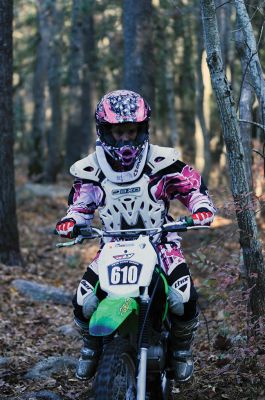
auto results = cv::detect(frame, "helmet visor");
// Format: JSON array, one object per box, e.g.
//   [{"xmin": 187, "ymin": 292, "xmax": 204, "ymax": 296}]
[{"xmin": 99, "ymin": 122, "xmax": 148, "ymax": 148}]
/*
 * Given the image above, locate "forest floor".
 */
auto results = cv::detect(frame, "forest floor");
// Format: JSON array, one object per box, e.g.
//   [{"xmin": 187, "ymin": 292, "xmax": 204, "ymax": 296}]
[{"xmin": 1, "ymin": 169, "xmax": 265, "ymax": 400}]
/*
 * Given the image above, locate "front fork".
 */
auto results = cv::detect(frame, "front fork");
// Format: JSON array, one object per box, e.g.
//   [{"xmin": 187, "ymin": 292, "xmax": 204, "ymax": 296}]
[
  {"xmin": 136, "ymin": 287, "xmax": 150, "ymax": 400},
  {"xmin": 137, "ymin": 347, "xmax": 148, "ymax": 400}
]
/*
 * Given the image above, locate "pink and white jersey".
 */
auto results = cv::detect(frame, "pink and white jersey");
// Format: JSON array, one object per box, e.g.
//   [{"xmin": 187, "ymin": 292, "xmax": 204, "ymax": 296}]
[{"xmin": 64, "ymin": 145, "xmax": 216, "ymax": 233}]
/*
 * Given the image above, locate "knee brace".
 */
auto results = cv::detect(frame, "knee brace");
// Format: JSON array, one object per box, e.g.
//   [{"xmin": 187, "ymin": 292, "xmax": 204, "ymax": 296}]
[{"xmin": 168, "ymin": 287, "xmax": 184, "ymax": 316}]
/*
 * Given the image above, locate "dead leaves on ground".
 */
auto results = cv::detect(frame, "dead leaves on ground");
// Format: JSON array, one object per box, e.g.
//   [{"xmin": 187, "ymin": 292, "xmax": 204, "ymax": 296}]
[{"xmin": 0, "ymin": 191, "xmax": 265, "ymax": 399}]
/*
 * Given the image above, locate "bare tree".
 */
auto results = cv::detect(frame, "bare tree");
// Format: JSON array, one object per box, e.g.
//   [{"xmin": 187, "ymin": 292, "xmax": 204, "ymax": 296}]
[
  {"xmin": 195, "ymin": 13, "xmax": 211, "ymax": 183},
  {"xmin": 28, "ymin": 0, "xmax": 50, "ymax": 179},
  {"xmin": 215, "ymin": 0, "xmax": 232, "ymax": 69},
  {"xmin": 45, "ymin": 0, "xmax": 63, "ymax": 183},
  {"xmin": 235, "ymin": 25, "xmax": 255, "ymax": 191},
  {"xmin": 175, "ymin": 2, "xmax": 196, "ymax": 163},
  {"xmin": 211, "ymin": 0, "xmax": 233, "ymax": 166},
  {"xmin": 200, "ymin": 0, "xmax": 265, "ymax": 318},
  {"xmin": 123, "ymin": 0, "xmax": 155, "ymax": 109},
  {"xmin": 81, "ymin": 0, "xmax": 96, "ymax": 155},
  {"xmin": 0, "ymin": 0, "xmax": 22, "ymax": 266},
  {"xmin": 234, "ymin": 0, "xmax": 265, "ymax": 220},
  {"xmin": 235, "ymin": 24, "xmax": 255, "ymax": 285},
  {"xmin": 234, "ymin": 0, "xmax": 265, "ymax": 142},
  {"xmin": 164, "ymin": 21, "xmax": 179, "ymax": 149},
  {"xmin": 155, "ymin": 7, "xmax": 179, "ymax": 148},
  {"xmin": 65, "ymin": 0, "xmax": 84, "ymax": 169}
]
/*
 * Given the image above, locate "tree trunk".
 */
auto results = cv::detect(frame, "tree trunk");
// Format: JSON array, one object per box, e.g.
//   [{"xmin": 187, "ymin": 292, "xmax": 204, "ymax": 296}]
[
  {"xmin": 200, "ymin": 0, "xmax": 265, "ymax": 318},
  {"xmin": 234, "ymin": 0, "xmax": 265, "ymax": 142},
  {"xmin": 45, "ymin": 0, "xmax": 63, "ymax": 183},
  {"xmin": 14, "ymin": 93, "xmax": 26, "ymax": 153},
  {"xmin": 195, "ymin": 15, "xmax": 211, "ymax": 183},
  {"xmin": 165, "ymin": 57, "xmax": 179, "ymax": 148},
  {"xmin": 178, "ymin": 8, "xmax": 196, "ymax": 163},
  {"xmin": 215, "ymin": 0, "xmax": 231, "ymax": 69},
  {"xmin": 81, "ymin": 0, "xmax": 96, "ymax": 155},
  {"xmin": 0, "ymin": 0, "xmax": 22, "ymax": 266},
  {"xmin": 235, "ymin": 25, "xmax": 254, "ymax": 191},
  {"xmin": 65, "ymin": 0, "xmax": 84, "ymax": 169},
  {"xmin": 235, "ymin": 25, "xmax": 255, "ymax": 285},
  {"xmin": 234, "ymin": 0, "xmax": 265, "ymax": 219},
  {"xmin": 123, "ymin": 0, "xmax": 155, "ymax": 110},
  {"xmin": 164, "ymin": 23, "xmax": 179, "ymax": 149},
  {"xmin": 213, "ymin": 0, "xmax": 232, "ymax": 165},
  {"xmin": 155, "ymin": 7, "xmax": 179, "ymax": 148},
  {"xmin": 28, "ymin": 0, "xmax": 50, "ymax": 180}
]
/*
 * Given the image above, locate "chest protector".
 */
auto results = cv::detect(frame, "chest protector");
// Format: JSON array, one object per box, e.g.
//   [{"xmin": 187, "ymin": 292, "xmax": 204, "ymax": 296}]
[
  {"xmin": 70, "ymin": 144, "xmax": 179, "ymax": 232},
  {"xmin": 98, "ymin": 175, "xmax": 165, "ymax": 230}
]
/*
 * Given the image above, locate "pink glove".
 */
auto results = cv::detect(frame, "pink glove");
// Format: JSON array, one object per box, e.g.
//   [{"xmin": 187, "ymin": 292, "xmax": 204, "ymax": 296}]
[{"xmin": 56, "ymin": 218, "xmax": 76, "ymax": 238}]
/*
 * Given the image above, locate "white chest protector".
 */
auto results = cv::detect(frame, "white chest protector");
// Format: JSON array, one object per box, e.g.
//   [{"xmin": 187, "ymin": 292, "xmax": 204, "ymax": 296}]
[
  {"xmin": 98, "ymin": 175, "xmax": 165, "ymax": 230},
  {"xmin": 70, "ymin": 144, "xmax": 179, "ymax": 231}
]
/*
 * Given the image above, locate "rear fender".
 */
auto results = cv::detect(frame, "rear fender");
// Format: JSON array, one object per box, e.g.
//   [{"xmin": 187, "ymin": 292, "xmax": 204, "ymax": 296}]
[{"xmin": 89, "ymin": 297, "xmax": 139, "ymax": 336}]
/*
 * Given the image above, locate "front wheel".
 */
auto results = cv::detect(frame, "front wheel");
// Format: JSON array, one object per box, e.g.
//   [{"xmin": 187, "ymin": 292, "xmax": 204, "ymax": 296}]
[
  {"xmin": 93, "ymin": 337, "xmax": 136, "ymax": 400},
  {"xmin": 147, "ymin": 373, "xmax": 171, "ymax": 400}
]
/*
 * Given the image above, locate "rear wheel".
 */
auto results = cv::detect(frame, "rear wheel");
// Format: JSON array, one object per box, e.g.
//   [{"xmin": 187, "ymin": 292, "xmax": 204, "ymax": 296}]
[{"xmin": 94, "ymin": 337, "xmax": 136, "ymax": 400}]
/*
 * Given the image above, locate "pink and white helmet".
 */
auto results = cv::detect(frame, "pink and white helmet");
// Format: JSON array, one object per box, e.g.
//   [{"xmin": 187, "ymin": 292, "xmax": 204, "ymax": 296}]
[{"xmin": 95, "ymin": 90, "xmax": 151, "ymax": 169}]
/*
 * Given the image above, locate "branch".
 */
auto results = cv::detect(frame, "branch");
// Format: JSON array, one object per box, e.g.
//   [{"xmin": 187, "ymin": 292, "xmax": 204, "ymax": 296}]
[
  {"xmin": 253, "ymin": 149, "xmax": 265, "ymax": 158},
  {"xmin": 215, "ymin": 1, "xmax": 231, "ymax": 10},
  {"xmin": 238, "ymin": 119, "xmax": 265, "ymax": 131},
  {"xmin": 253, "ymin": 147, "xmax": 265, "ymax": 178},
  {"xmin": 231, "ymin": 4, "xmax": 260, "ymax": 33}
]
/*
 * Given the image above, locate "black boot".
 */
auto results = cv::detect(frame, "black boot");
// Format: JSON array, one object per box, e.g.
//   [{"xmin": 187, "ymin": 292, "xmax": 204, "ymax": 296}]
[
  {"xmin": 74, "ymin": 318, "xmax": 102, "ymax": 380},
  {"xmin": 169, "ymin": 314, "xmax": 199, "ymax": 382}
]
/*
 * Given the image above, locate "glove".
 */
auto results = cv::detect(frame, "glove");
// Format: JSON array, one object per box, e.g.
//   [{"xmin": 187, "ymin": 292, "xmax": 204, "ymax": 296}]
[
  {"xmin": 178, "ymin": 211, "xmax": 213, "ymax": 227},
  {"xmin": 56, "ymin": 218, "xmax": 76, "ymax": 238},
  {"xmin": 191, "ymin": 211, "xmax": 213, "ymax": 226}
]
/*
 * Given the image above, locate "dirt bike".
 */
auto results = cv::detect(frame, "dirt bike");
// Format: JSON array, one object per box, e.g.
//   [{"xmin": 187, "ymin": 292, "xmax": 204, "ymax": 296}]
[{"xmin": 56, "ymin": 222, "xmax": 209, "ymax": 400}]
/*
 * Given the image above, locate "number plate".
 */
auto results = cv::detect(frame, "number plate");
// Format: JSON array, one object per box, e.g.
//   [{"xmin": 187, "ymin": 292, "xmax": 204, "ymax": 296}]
[{"xmin": 108, "ymin": 261, "xmax": 143, "ymax": 285}]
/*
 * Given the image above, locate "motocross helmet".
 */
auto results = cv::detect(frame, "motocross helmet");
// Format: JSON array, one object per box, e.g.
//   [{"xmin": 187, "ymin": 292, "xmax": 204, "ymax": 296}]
[{"xmin": 95, "ymin": 90, "xmax": 151, "ymax": 170}]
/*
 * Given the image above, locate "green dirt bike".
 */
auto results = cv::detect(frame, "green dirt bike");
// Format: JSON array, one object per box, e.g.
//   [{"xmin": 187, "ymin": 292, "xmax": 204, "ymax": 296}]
[{"xmin": 57, "ymin": 222, "xmax": 208, "ymax": 400}]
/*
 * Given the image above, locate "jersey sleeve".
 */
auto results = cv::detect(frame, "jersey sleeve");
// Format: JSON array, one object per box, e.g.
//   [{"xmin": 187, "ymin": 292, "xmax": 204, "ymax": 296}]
[
  {"xmin": 62, "ymin": 179, "xmax": 104, "ymax": 226},
  {"xmin": 153, "ymin": 160, "xmax": 216, "ymax": 218}
]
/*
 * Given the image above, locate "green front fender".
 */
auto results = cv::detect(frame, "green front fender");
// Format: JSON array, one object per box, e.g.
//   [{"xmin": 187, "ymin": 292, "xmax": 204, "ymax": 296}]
[{"xmin": 89, "ymin": 297, "xmax": 139, "ymax": 336}]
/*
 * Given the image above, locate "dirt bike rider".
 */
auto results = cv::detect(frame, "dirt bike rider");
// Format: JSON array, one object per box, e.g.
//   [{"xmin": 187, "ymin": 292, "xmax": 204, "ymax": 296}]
[{"xmin": 56, "ymin": 90, "xmax": 216, "ymax": 383}]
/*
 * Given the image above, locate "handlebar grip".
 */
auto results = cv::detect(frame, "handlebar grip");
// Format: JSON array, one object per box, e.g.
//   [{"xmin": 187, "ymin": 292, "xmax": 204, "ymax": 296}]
[
  {"xmin": 73, "ymin": 224, "xmax": 92, "ymax": 237},
  {"xmin": 72, "ymin": 225, "xmax": 79, "ymax": 237},
  {"xmin": 164, "ymin": 224, "xmax": 187, "ymax": 233}
]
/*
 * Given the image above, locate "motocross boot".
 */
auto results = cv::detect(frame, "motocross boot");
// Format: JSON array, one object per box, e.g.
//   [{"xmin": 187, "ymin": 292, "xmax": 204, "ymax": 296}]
[
  {"xmin": 169, "ymin": 313, "xmax": 199, "ymax": 382},
  {"xmin": 74, "ymin": 318, "xmax": 102, "ymax": 380}
]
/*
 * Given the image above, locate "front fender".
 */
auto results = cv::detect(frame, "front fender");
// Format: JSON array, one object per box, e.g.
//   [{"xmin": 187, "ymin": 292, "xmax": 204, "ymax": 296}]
[{"xmin": 89, "ymin": 297, "xmax": 139, "ymax": 336}]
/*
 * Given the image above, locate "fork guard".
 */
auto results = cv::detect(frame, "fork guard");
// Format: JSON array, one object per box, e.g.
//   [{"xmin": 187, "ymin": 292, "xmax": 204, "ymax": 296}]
[{"xmin": 89, "ymin": 297, "xmax": 139, "ymax": 336}]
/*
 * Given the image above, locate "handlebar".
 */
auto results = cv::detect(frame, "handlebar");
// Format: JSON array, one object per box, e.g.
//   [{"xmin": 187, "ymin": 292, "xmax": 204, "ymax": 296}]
[{"xmin": 55, "ymin": 223, "xmax": 210, "ymax": 248}]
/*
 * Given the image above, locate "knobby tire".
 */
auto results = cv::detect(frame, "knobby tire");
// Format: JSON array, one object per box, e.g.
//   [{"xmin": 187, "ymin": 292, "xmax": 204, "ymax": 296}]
[{"xmin": 93, "ymin": 337, "xmax": 136, "ymax": 400}]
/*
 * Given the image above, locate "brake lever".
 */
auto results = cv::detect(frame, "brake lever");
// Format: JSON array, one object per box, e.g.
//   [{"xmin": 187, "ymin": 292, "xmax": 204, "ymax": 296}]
[
  {"xmin": 186, "ymin": 225, "xmax": 211, "ymax": 230},
  {"xmin": 56, "ymin": 236, "xmax": 84, "ymax": 248}
]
